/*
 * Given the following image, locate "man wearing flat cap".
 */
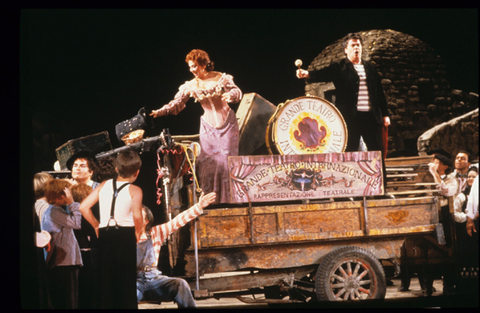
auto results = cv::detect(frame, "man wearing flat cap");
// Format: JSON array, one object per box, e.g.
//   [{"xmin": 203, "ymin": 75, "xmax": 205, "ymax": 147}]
[
  {"xmin": 428, "ymin": 151, "xmax": 460, "ymax": 294},
  {"xmin": 67, "ymin": 151, "xmax": 100, "ymax": 189},
  {"xmin": 428, "ymin": 148, "xmax": 452, "ymax": 161},
  {"xmin": 429, "ymin": 153, "xmax": 458, "ymax": 202}
]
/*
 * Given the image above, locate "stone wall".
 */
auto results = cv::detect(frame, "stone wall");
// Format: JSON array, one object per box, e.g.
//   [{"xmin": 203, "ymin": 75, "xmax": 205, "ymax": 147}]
[
  {"xmin": 303, "ymin": 29, "xmax": 478, "ymax": 157},
  {"xmin": 418, "ymin": 108, "xmax": 478, "ymax": 159}
]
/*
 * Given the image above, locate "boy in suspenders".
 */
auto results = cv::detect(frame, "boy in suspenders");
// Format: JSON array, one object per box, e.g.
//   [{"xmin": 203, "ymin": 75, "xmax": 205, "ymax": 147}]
[{"xmin": 80, "ymin": 150, "xmax": 144, "ymax": 309}]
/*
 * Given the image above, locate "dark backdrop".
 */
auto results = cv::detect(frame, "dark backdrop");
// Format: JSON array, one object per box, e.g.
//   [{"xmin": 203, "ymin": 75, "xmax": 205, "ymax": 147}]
[
  {"xmin": 19, "ymin": 8, "xmax": 478, "ymax": 308},
  {"xmin": 22, "ymin": 9, "xmax": 478, "ymax": 173}
]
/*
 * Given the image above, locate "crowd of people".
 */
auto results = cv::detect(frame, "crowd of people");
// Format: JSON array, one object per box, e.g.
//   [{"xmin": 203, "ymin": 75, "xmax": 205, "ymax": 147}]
[
  {"xmin": 395, "ymin": 149, "xmax": 479, "ymax": 296},
  {"xmin": 33, "ymin": 48, "xmax": 239, "ymax": 309},
  {"xmin": 32, "ymin": 148, "xmax": 479, "ymax": 308},
  {"xmin": 33, "ymin": 149, "xmax": 215, "ymax": 309},
  {"xmin": 429, "ymin": 150, "xmax": 479, "ymax": 295},
  {"xmin": 32, "ymin": 37, "xmax": 478, "ymax": 308}
]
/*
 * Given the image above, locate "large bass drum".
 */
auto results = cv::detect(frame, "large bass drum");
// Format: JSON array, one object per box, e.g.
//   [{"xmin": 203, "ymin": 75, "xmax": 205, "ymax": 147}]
[{"xmin": 266, "ymin": 96, "xmax": 348, "ymax": 155}]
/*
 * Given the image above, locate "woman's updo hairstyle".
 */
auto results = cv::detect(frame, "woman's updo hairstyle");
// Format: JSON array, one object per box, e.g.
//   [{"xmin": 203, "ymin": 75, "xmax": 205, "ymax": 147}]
[{"xmin": 186, "ymin": 49, "xmax": 214, "ymax": 72}]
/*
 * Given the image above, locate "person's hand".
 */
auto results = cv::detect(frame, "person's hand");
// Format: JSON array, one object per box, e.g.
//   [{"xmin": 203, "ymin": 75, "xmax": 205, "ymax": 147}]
[
  {"xmin": 222, "ymin": 92, "xmax": 231, "ymax": 103},
  {"xmin": 150, "ymin": 108, "xmax": 169, "ymax": 118},
  {"xmin": 296, "ymin": 69, "xmax": 309, "ymax": 79},
  {"xmin": 428, "ymin": 161, "xmax": 438, "ymax": 173},
  {"xmin": 383, "ymin": 116, "xmax": 391, "ymax": 127},
  {"xmin": 466, "ymin": 216, "xmax": 476, "ymax": 236},
  {"xmin": 149, "ymin": 109, "xmax": 160, "ymax": 118},
  {"xmin": 198, "ymin": 192, "xmax": 216, "ymax": 209},
  {"xmin": 64, "ymin": 187, "xmax": 74, "ymax": 205}
]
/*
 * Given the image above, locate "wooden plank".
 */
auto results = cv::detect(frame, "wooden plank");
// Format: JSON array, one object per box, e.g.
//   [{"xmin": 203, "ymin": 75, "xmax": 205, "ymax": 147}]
[
  {"xmin": 184, "ymin": 237, "xmax": 406, "ymax": 276},
  {"xmin": 386, "ymin": 167, "xmax": 416, "ymax": 171},
  {"xmin": 386, "ymin": 166, "xmax": 429, "ymax": 171},
  {"xmin": 195, "ymin": 196, "xmax": 438, "ymax": 249},
  {"xmin": 202, "ymin": 207, "xmax": 249, "ymax": 216},
  {"xmin": 364, "ymin": 196, "xmax": 433, "ymax": 205},
  {"xmin": 364, "ymin": 197, "xmax": 438, "ymax": 208},
  {"xmin": 368, "ymin": 225, "xmax": 436, "ymax": 236},
  {"xmin": 276, "ymin": 212, "xmax": 285, "ymax": 235},
  {"xmin": 387, "ymin": 182, "xmax": 437, "ymax": 187},
  {"xmin": 367, "ymin": 205, "xmax": 437, "ymax": 229},
  {"xmin": 281, "ymin": 209, "xmax": 360, "ymax": 234},
  {"xmin": 201, "ymin": 214, "xmax": 251, "ymax": 247},
  {"xmin": 384, "ymin": 156, "xmax": 432, "ymax": 167},
  {"xmin": 388, "ymin": 190, "xmax": 439, "ymax": 196},
  {"xmin": 198, "ymin": 207, "xmax": 364, "ymax": 248},
  {"xmin": 198, "ymin": 215, "xmax": 208, "ymax": 249},
  {"xmin": 386, "ymin": 166, "xmax": 416, "ymax": 169},
  {"xmin": 254, "ymin": 230, "xmax": 366, "ymax": 243},
  {"xmin": 386, "ymin": 169, "xmax": 429, "ymax": 174},
  {"xmin": 189, "ymin": 268, "xmax": 313, "ymax": 293},
  {"xmin": 387, "ymin": 173, "xmax": 418, "ymax": 178},
  {"xmin": 384, "ymin": 157, "xmax": 435, "ymax": 197},
  {"xmin": 252, "ymin": 201, "xmax": 362, "ymax": 213}
]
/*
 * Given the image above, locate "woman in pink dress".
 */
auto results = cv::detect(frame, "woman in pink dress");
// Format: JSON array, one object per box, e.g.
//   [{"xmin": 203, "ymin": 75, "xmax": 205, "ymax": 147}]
[{"xmin": 150, "ymin": 49, "xmax": 242, "ymax": 204}]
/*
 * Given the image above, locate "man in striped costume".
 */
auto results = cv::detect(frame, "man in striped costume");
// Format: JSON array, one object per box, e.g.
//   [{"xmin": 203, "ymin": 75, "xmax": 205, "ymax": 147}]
[
  {"xmin": 136, "ymin": 192, "xmax": 216, "ymax": 307},
  {"xmin": 296, "ymin": 32, "xmax": 390, "ymax": 153}
]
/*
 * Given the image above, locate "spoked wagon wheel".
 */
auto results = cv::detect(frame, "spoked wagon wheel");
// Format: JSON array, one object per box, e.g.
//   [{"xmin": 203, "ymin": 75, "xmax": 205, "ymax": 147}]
[{"xmin": 315, "ymin": 246, "xmax": 387, "ymax": 301}]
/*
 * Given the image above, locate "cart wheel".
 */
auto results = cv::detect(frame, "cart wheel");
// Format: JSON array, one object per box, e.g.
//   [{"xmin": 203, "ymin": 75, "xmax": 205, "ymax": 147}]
[{"xmin": 315, "ymin": 246, "xmax": 386, "ymax": 301}]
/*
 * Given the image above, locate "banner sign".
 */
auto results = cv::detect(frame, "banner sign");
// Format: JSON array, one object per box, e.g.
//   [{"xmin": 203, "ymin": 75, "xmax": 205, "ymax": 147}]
[{"xmin": 228, "ymin": 151, "xmax": 384, "ymax": 203}]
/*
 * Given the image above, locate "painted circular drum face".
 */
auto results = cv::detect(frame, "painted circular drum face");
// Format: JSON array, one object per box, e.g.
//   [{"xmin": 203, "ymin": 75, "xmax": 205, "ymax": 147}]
[{"xmin": 267, "ymin": 96, "xmax": 348, "ymax": 155}]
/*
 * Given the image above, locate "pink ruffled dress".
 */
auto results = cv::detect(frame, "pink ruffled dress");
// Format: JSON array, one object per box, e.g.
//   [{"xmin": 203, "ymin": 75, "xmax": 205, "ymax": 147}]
[{"xmin": 160, "ymin": 73, "xmax": 242, "ymax": 204}]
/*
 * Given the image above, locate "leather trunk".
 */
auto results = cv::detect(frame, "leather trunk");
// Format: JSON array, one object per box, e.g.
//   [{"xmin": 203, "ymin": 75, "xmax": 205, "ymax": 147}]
[{"xmin": 55, "ymin": 131, "xmax": 113, "ymax": 170}]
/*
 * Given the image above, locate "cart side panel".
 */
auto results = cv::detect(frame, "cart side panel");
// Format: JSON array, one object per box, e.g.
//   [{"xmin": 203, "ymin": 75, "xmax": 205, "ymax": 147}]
[
  {"xmin": 282, "ymin": 208, "xmax": 361, "ymax": 234},
  {"xmin": 366, "ymin": 197, "xmax": 439, "ymax": 235},
  {"xmin": 202, "ymin": 212, "xmax": 250, "ymax": 247},
  {"xmin": 195, "ymin": 197, "xmax": 439, "ymax": 249},
  {"xmin": 197, "ymin": 203, "xmax": 364, "ymax": 248},
  {"xmin": 184, "ymin": 237, "xmax": 405, "ymax": 277}
]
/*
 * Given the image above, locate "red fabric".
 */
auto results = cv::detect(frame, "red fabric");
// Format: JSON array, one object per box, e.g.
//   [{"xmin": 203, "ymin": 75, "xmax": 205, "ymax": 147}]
[{"xmin": 155, "ymin": 146, "xmax": 191, "ymax": 205}]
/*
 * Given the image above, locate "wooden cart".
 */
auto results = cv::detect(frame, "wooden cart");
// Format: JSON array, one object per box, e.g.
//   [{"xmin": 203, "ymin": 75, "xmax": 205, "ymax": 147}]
[
  {"xmin": 87, "ymin": 127, "xmax": 472, "ymax": 304},
  {"xmin": 155, "ymin": 146, "xmax": 453, "ymax": 303},
  {"xmin": 53, "ymin": 92, "xmax": 476, "ymax": 304}
]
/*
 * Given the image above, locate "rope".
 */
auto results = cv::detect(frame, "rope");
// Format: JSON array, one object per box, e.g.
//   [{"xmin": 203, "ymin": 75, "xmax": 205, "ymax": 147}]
[
  {"xmin": 155, "ymin": 142, "xmax": 202, "ymax": 206},
  {"xmin": 178, "ymin": 142, "xmax": 201, "ymax": 193},
  {"xmin": 155, "ymin": 152, "xmax": 164, "ymax": 205}
]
